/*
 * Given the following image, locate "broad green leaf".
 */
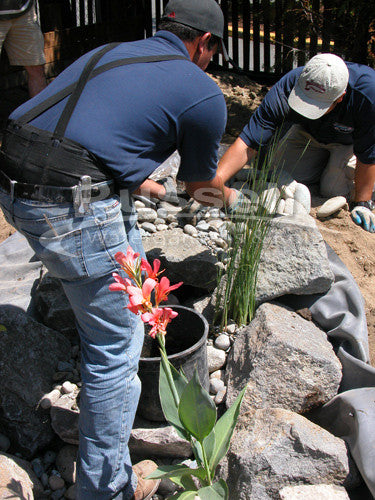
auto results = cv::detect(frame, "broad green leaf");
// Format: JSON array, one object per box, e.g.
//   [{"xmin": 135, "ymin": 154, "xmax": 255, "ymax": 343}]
[
  {"xmin": 208, "ymin": 386, "xmax": 246, "ymax": 476},
  {"xmin": 159, "ymin": 350, "xmax": 189, "ymax": 440},
  {"xmin": 178, "ymin": 370, "xmax": 217, "ymax": 442},
  {"xmin": 147, "ymin": 464, "xmax": 206, "ymax": 482},
  {"xmin": 203, "ymin": 429, "xmax": 216, "ymax": 463},
  {"xmin": 192, "ymin": 439, "xmax": 204, "ymax": 468},
  {"xmin": 168, "ymin": 491, "xmax": 198, "ymax": 499},
  {"xmin": 198, "ymin": 479, "xmax": 228, "ymax": 499},
  {"xmin": 179, "ymin": 475, "xmax": 199, "ymax": 491}
]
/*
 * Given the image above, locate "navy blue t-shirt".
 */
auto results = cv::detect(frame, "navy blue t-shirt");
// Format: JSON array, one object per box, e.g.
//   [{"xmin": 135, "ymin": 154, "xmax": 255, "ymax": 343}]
[
  {"xmin": 240, "ymin": 62, "xmax": 375, "ymax": 164},
  {"xmin": 11, "ymin": 32, "xmax": 227, "ymax": 190}
]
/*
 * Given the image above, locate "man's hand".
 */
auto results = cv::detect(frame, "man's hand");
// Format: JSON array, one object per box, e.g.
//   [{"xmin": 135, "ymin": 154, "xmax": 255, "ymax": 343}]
[
  {"xmin": 350, "ymin": 202, "xmax": 375, "ymax": 232},
  {"xmin": 226, "ymin": 188, "xmax": 253, "ymax": 215},
  {"xmin": 159, "ymin": 176, "xmax": 180, "ymax": 205}
]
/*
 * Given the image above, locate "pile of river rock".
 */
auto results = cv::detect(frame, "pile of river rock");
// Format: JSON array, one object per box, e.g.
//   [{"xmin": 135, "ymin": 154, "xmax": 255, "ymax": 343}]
[{"xmin": 0, "ymin": 154, "xmax": 363, "ymax": 499}]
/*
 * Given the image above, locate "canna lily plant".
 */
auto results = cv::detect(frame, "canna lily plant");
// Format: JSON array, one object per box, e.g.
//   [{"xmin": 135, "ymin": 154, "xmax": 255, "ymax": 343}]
[{"xmin": 110, "ymin": 246, "xmax": 245, "ymax": 499}]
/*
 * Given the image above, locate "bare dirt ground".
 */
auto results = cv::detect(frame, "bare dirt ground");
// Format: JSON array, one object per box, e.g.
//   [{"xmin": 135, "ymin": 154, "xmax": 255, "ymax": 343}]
[{"xmin": 0, "ymin": 73, "xmax": 374, "ymax": 364}]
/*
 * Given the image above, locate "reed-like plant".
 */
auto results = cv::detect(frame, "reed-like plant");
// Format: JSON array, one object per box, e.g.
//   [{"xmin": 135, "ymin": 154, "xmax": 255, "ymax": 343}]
[{"xmin": 215, "ymin": 137, "xmax": 281, "ymax": 328}]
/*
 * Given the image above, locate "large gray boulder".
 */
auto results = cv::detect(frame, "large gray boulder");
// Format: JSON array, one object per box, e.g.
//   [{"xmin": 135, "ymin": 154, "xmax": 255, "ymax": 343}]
[
  {"xmin": 217, "ymin": 408, "xmax": 351, "ymax": 500},
  {"xmin": 0, "ymin": 306, "xmax": 71, "ymax": 457},
  {"xmin": 143, "ymin": 228, "xmax": 218, "ymax": 291},
  {"xmin": 226, "ymin": 302, "xmax": 342, "ymax": 414},
  {"xmin": 0, "ymin": 452, "xmax": 43, "ymax": 499},
  {"xmin": 256, "ymin": 215, "xmax": 334, "ymax": 303}
]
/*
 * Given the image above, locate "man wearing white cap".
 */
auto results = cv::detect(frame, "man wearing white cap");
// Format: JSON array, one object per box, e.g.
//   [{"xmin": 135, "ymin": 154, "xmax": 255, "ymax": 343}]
[{"xmin": 218, "ymin": 53, "xmax": 375, "ymax": 232}]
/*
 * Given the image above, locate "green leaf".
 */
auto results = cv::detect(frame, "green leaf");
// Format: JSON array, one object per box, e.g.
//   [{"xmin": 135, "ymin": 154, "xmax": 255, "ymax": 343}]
[
  {"xmin": 147, "ymin": 464, "xmax": 206, "ymax": 482},
  {"xmin": 179, "ymin": 475, "xmax": 199, "ymax": 491},
  {"xmin": 198, "ymin": 479, "xmax": 229, "ymax": 499},
  {"xmin": 159, "ymin": 350, "xmax": 189, "ymax": 440},
  {"xmin": 208, "ymin": 386, "xmax": 246, "ymax": 476},
  {"xmin": 203, "ymin": 429, "xmax": 216, "ymax": 463},
  {"xmin": 192, "ymin": 439, "xmax": 204, "ymax": 468},
  {"xmin": 178, "ymin": 370, "xmax": 217, "ymax": 442},
  {"xmin": 167, "ymin": 491, "xmax": 198, "ymax": 499}
]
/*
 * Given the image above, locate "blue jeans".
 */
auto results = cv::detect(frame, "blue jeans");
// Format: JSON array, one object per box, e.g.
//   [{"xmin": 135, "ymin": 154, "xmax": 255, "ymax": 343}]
[{"xmin": 0, "ymin": 187, "xmax": 145, "ymax": 499}]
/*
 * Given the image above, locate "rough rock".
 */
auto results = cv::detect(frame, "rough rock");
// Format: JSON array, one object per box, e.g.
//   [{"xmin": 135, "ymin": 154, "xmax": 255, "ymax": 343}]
[
  {"xmin": 0, "ymin": 452, "xmax": 43, "ymax": 499},
  {"xmin": 256, "ymin": 215, "xmax": 334, "ymax": 303},
  {"xmin": 34, "ymin": 275, "xmax": 78, "ymax": 342},
  {"xmin": 143, "ymin": 228, "xmax": 218, "ymax": 291},
  {"xmin": 51, "ymin": 393, "xmax": 80, "ymax": 445},
  {"xmin": 0, "ymin": 307, "xmax": 71, "ymax": 457},
  {"xmin": 279, "ymin": 483, "xmax": 350, "ymax": 499},
  {"xmin": 56, "ymin": 445, "xmax": 77, "ymax": 484},
  {"xmin": 184, "ymin": 295, "xmax": 215, "ymax": 324},
  {"xmin": 50, "ymin": 402, "xmax": 193, "ymax": 460},
  {"xmin": 129, "ymin": 417, "xmax": 191, "ymax": 458},
  {"xmin": 217, "ymin": 408, "xmax": 351, "ymax": 500},
  {"xmin": 226, "ymin": 302, "xmax": 342, "ymax": 414}
]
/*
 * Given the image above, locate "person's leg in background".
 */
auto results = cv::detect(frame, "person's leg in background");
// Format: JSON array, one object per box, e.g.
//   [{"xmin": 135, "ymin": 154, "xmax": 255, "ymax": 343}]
[
  {"xmin": 2, "ymin": 5, "xmax": 46, "ymax": 97},
  {"xmin": 272, "ymin": 124, "xmax": 330, "ymax": 184},
  {"xmin": 320, "ymin": 143, "xmax": 355, "ymax": 198}
]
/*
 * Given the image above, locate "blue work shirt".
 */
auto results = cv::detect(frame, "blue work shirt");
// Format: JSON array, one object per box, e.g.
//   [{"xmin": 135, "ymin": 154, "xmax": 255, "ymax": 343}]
[
  {"xmin": 240, "ymin": 62, "xmax": 375, "ymax": 164},
  {"xmin": 11, "ymin": 31, "xmax": 227, "ymax": 190}
]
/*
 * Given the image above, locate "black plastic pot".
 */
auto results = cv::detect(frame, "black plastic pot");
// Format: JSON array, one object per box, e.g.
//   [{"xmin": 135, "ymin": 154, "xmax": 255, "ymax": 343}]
[{"xmin": 137, "ymin": 305, "xmax": 209, "ymax": 422}]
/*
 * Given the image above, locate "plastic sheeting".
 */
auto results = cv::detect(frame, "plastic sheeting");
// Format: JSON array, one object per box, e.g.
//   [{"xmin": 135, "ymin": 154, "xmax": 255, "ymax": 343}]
[{"xmin": 0, "ymin": 232, "xmax": 374, "ymax": 496}]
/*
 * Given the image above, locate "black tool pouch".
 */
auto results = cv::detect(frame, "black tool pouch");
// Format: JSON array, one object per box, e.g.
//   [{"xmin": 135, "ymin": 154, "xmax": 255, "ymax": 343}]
[{"xmin": 1, "ymin": 121, "xmax": 111, "ymax": 187}]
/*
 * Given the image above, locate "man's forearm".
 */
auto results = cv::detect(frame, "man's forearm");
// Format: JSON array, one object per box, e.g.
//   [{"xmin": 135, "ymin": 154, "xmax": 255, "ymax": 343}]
[
  {"xmin": 185, "ymin": 174, "xmax": 236, "ymax": 208},
  {"xmin": 133, "ymin": 179, "xmax": 166, "ymax": 200},
  {"xmin": 354, "ymin": 161, "xmax": 375, "ymax": 201},
  {"xmin": 217, "ymin": 137, "xmax": 257, "ymax": 185}
]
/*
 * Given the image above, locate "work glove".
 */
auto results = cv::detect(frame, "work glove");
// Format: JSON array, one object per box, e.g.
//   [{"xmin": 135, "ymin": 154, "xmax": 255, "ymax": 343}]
[
  {"xmin": 159, "ymin": 176, "xmax": 180, "ymax": 205},
  {"xmin": 350, "ymin": 201, "xmax": 375, "ymax": 233}
]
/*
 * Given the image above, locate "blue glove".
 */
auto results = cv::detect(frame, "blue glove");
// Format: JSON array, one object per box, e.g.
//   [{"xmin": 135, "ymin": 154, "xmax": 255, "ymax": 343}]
[{"xmin": 350, "ymin": 205, "xmax": 375, "ymax": 232}]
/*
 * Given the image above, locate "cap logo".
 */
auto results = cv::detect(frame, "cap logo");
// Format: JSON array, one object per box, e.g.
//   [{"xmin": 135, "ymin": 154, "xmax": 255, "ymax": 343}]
[
  {"xmin": 305, "ymin": 80, "xmax": 325, "ymax": 93},
  {"xmin": 168, "ymin": 11, "xmax": 176, "ymax": 18}
]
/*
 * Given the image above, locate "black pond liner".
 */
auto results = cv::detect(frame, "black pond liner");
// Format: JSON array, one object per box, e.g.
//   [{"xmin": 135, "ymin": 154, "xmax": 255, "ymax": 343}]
[{"xmin": 137, "ymin": 305, "xmax": 209, "ymax": 422}]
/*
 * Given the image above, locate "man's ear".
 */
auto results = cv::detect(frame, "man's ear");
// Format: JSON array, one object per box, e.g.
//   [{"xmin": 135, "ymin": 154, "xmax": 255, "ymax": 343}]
[
  {"xmin": 337, "ymin": 91, "xmax": 346, "ymax": 103},
  {"xmin": 197, "ymin": 32, "xmax": 212, "ymax": 53}
]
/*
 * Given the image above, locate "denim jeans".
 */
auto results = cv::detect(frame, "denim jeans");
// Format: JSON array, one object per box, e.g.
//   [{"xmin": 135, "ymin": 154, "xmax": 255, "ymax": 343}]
[{"xmin": 0, "ymin": 187, "xmax": 145, "ymax": 499}]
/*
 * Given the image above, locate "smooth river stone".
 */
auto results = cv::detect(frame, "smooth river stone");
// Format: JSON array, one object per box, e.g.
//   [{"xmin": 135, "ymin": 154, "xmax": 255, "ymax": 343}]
[{"xmin": 317, "ymin": 196, "xmax": 347, "ymax": 218}]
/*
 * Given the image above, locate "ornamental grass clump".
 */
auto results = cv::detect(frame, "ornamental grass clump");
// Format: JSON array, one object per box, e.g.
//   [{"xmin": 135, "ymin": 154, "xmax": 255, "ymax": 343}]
[
  {"xmin": 110, "ymin": 247, "xmax": 245, "ymax": 499},
  {"xmin": 215, "ymin": 140, "xmax": 281, "ymax": 328}
]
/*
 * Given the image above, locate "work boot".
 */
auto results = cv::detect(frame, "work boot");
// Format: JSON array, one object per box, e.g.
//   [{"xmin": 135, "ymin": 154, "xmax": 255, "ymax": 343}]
[{"xmin": 132, "ymin": 460, "xmax": 160, "ymax": 500}]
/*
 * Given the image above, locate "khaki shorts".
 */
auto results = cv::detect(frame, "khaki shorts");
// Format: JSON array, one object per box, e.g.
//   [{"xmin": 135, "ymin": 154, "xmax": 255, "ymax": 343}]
[
  {"xmin": 0, "ymin": 5, "xmax": 45, "ymax": 66},
  {"xmin": 273, "ymin": 124, "xmax": 355, "ymax": 198}
]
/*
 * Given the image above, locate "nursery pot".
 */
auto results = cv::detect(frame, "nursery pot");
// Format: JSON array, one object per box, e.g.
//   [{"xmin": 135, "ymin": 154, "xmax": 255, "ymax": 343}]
[{"xmin": 137, "ymin": 305, "xmax": 209, "ymax": 422}]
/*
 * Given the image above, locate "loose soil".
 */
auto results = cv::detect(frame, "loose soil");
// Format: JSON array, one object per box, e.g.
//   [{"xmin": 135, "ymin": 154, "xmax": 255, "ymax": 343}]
[{"xmin": 0, "ymin": 73, "xmax": 374, "ymax": 364}]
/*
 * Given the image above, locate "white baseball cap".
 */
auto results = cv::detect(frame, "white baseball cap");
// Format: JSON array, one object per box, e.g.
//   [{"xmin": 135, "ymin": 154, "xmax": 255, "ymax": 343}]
[{"xmin": 288, "ymin": 53, "xmax": 349, "ymax": 119}]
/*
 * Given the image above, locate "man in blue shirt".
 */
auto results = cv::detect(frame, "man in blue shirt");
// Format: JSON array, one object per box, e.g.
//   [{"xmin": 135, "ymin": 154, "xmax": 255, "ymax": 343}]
[
  {"xmin": 0, "ymin": 0, "xmax": 239, "ymax": 498},
  {"xmin": 218, "ymin": 53, "xmax": 375, "ymax": 232}
]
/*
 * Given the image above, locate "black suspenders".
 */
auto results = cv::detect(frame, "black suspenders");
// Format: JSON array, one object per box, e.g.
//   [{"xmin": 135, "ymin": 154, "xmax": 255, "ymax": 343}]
[{"xmin": 16, "ymin": 43, "xmax": 189, "ymax": 138}]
